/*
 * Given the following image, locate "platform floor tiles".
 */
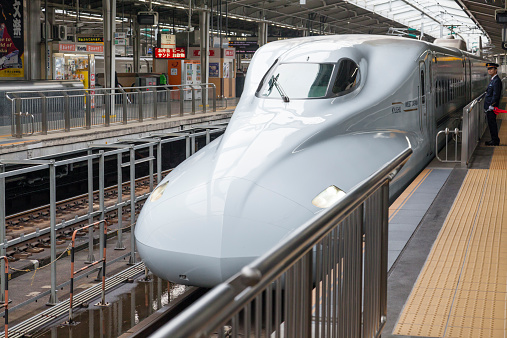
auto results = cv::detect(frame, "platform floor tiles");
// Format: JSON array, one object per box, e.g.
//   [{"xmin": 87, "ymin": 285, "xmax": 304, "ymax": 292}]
[{"xmin": 394, "ymin": 146, "xmax": 507, "ymax": 337}]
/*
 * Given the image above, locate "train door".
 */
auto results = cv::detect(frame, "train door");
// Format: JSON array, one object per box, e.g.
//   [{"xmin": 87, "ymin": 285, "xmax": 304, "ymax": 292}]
[{"xmin": 419, "ymin": 60, "xmax": 432, "ymax": 156}]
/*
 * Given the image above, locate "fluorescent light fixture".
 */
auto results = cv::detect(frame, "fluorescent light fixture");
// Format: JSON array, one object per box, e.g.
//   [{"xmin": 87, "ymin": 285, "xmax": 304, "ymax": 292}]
[
  {"xmin": 150, "ymin": 181, "xmax": 169, "ymax": 202},
  {"xmin": 312, "ymin": 185, "xmax": 346, "ymax": 208}
]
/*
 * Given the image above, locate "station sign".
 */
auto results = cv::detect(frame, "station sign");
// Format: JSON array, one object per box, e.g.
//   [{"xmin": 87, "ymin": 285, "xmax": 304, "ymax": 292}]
[
  {"xmin": 56, "ymin": 43, "xmax": 104, "ymax": 54},
  {"xmin": 77, "ymin": 36, "xmax": 104, "ymax": 43},
  {"xmin": 154, "ymin": 47, "xmax": 186, "ymax": 59}
]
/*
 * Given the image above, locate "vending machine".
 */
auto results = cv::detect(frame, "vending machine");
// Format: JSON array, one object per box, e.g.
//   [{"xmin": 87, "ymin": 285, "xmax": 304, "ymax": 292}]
[{"xmin": 182, "ymin": 60, "xmax": 201, "ymax": 101}]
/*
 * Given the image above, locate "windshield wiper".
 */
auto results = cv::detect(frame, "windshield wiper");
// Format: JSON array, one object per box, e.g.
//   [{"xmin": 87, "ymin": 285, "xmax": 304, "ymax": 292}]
[{"xmin": 269, "ymin": 74, "xmax": 290, "ymax": 103}]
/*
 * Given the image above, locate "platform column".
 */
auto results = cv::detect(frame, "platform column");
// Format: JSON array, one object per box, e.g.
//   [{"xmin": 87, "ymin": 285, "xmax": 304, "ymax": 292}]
[
  {"xmin": 199, "ymin": 8, "xmax": 210, "ymax": 107},
  {"xmin": 258, "ymin": 22, "xmax": 268, "ymax": 47},
  {"xmin": 103, "ymin": 0, "xmax": 116, "ymax": 127}
]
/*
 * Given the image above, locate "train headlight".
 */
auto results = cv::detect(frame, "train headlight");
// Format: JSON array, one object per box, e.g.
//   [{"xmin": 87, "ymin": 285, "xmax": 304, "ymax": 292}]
[
  {"xmin": 150, "ymin": 181, "xmax": 169, "ymax": 202},
  {"xmin": 312, "ymin": 185, "xmax": 346, "ymax": 208}
]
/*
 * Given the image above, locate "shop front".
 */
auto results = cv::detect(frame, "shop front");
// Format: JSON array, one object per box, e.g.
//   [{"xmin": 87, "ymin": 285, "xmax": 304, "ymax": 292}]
[{"xmin": 48, "ymin": 41, "xmax": 102, "ymax": 90}]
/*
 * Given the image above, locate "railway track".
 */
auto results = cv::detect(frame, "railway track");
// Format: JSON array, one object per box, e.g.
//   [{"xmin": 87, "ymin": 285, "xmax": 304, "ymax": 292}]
[{"xmin": 3, "ymin": 170, "xmax": 171, "ymax": 263}]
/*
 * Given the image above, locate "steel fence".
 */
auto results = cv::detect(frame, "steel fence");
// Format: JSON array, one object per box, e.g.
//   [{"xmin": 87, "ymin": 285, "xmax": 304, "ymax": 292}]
[
  {"xmin": 0, "ymin": 124, "xmax": 226, "ymax": 318},
  {"xmin": 152, "ymin": 148, "xmax": 412, "ymax": 338},
  {"xmin": 6, "ymin": 84, "xmax": 223, "ymax": 138},
  {"xmin": 460, "ymin": 93, "xmax": 486, "ymax": 167}
]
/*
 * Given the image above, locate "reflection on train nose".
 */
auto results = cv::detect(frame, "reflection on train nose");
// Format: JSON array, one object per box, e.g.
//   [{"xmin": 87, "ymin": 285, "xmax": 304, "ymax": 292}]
[{"xmin": 135, "ymin": 177, "xmax": 315, "ymax": 287}]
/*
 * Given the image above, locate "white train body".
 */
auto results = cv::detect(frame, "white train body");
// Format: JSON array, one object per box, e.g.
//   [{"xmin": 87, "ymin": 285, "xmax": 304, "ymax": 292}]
[{"xmin": 135, "ymin": 35, "xmax": 488, "ymax": 287}]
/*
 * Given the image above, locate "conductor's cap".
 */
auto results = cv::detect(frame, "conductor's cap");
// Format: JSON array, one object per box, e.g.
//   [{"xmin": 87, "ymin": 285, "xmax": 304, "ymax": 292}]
[{"xmin": 486, "ymin": 62, "xmax": 499, "ymax": 69}]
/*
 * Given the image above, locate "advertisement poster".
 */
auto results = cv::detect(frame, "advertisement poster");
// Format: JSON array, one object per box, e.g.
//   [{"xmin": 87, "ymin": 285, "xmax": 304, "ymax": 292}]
[
  {"xmin": 0, "ymin": 0, "xmax": 24, "ymax": 78},
  {"xmin": 223, "ymin": 62, "xmax": 230, "ymax": 78},
  {"xmin": 209, "ymin": 63, "xmax": 219, "ymax": 78}
]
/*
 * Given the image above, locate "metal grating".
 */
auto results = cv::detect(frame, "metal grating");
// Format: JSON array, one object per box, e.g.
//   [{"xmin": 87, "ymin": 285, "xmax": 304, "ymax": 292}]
[{"xmin": 394, "ymin": 142, "xmax": 507, "ymax": 336}]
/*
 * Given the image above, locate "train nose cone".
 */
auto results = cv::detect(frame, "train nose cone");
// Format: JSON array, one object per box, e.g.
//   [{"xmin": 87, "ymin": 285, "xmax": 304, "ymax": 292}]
[{"xmin": 135, "ymin": 177, "xmax": 314, "ymax": 288}]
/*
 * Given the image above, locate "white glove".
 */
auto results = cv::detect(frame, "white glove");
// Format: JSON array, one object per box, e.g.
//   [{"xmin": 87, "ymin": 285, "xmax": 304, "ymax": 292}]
[
  {"xmin": 0, "ymin": 57, "xmax": 5, "ymax": 67},
  {"xmin": 489, "ymin": 105, "xmax": 494, "ymax": 111}
]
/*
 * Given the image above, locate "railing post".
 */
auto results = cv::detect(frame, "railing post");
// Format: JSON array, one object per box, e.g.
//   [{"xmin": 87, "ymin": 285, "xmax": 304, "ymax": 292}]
[
  {"xmin": 212, "ymin": 85, "xmax": 217, "ymax": 112},
  {"xmin": 179, "ymin": 88, "xmax": 184, "ymax": 116},
  {"xmin": 63, "ymin": 93, "xmax": 70, "ymax": 132},
  {"xmin": 201, "ymin": 85, "xmax": 207, "ymax": 114},
  {"xmin": 48, "ymin": 160, "xmax": 59, "ymax": 305},
  {"xmin": 129, "ymin": 146, "xmax": 137, "ymax": 265},
  {"xmin": 0, "ymin": 257, "xmax": 8, "ymax": 338},
  {"xmin": 85, "ymin": 92, "xmax": 92, "ymax": 129},
  {"xmin": 115, "ymin": 151, "xmax": 126, "ymax": 250},
  {"xmin": 68, "ymin": 231, "xmax": 77, "ymax": 325},
  {"xmin": 14, "ymin": 97, "xmax": 22, "ymax": 138},
  {"xmin": 98, "ymin": 221, "xmax": 108, "ymax": 306},
  {"xmin": 137, "ymin": 89, "xmax": 143, "ymax": 122},
  {"xmin": 122, "ymin": 91, "xmax": 128, "ymax": 124},
  {"xmin": 191, "ymin": 86, "xmax": 196, "ymax": 115},
  {"xmin": 40, "ymin": 93, "xmax": 48, "ymax": 135},
  {"xmin": 156, "ymin": 138, "xmax": 162, "ymax": 184},
  {"xmin": 165, "ymin": 86, "xmax": 172, "ymax": 118},
  {"xmin": 86, "ymin": 150, "xmax": 95, "ymax": 263},
  {"xmin": 153, "ymin": 87, "xmax": 158, "ymax": 120},
  {"xmin": 105, "ymin": 90, "xmax": 111, "ymax": 127}
]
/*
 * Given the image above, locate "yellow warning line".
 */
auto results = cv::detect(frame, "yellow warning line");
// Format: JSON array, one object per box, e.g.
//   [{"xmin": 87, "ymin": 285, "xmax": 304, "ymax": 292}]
[
  {"xmin": 389, "ymin": 169, "xmax": 432, "ymax": 221},
  {"xmin": 394, "ymin": 139, "xmax": 507, "ymax": 336}
]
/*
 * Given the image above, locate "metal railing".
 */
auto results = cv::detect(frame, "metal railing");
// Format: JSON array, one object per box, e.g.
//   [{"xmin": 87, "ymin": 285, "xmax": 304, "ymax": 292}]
[
  {"xmin": 66, "ymin": 220, "xmax": 109, "ymax": 326},
  {"xmin": 461, "ymin": 93, "xmax": 486, "ymax": 167},
  {"xmin": 0, "ymin": 124, "xmax": 226, "ymax": 319},
  {"xmin": 153, "ymin": 148, "xmax": 412, "ymax": 338},
  {"xmin": 436, "ymin": 128, "xmax": 461, "ymax": 163},
  {"xmin": 5, "ymin": 84, "xmax": 229, "ymax": 138}
]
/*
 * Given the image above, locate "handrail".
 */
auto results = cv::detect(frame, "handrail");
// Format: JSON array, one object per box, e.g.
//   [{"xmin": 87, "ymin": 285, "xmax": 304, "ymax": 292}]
[
  {"xmin": 4, "ymin": 83, "xmax": 217, "ymax": 99},
  {"xmin": 153, "ymin": 147, "xmax": 412, "ymax": 337}
]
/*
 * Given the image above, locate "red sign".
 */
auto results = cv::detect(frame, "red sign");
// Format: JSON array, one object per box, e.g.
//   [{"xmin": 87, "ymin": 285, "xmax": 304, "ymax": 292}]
[
  {"xmin": 59, "ymin": 44, "xmax": 76, "ymax": 52},
  {"xmin": 87, "ymin": 45, "xmax": 104, "ymax": 53},
  {"xmin": 192, "ymin": 49, "xmax": 215, "ymax": 57},
  {"xmin": 154, "ymin": 47, "xmax": 186, "ymax": 59},
  {"xmin": 225, "ymin": 49, "xmax": 234, "ymax": 57}
]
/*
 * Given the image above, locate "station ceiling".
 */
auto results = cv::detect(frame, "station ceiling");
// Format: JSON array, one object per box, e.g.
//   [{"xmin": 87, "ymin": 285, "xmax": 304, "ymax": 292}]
[{"xmin": 51, "ymin": 0, "xmax": 506, "ymax": 55}]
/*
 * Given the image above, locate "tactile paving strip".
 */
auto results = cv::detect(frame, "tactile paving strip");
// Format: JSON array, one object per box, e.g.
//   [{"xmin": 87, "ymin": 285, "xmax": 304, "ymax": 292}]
[{"xmin": 393, "ymin": 147, "xmax": 507, "ymax": 336}]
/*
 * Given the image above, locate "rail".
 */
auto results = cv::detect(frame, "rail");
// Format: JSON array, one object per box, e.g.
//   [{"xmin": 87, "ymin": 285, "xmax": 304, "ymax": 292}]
[
  {"xmin": 66, "ymin": 220, "xmax": 109, "ymax": 326},
  {"xmin": 461, "ymin": 93, "xmax": 486, "ymax": 167},
  {"xmin": 5, "ymin": 84, "xmax": 230, "ymax": 138},
  {"xmin": 152, "ymin": 147, "xmax": 412, "ymax": 338}
]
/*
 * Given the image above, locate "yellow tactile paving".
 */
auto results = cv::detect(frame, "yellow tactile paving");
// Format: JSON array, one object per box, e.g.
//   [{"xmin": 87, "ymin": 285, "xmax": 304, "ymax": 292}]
[
  {"xmin": 393, "ymin": 140, "xmax": 507, "ymax": 337},
  {"xmin": 389, "ymin": 168, "xmax": 432, "ymax": 220}
]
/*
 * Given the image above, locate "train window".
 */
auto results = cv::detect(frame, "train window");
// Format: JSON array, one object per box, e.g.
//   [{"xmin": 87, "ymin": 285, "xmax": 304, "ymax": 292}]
[
  {"xmin": 420, "ymin": 70, "xmax": 425, "ymax": 104},
  {"xmin": 258, "ymin": 63, "xmax": 334, "ymax": 99},
  {"xmin": 332, "ymin": 59, "xmax": 360, "ymax": 96}
]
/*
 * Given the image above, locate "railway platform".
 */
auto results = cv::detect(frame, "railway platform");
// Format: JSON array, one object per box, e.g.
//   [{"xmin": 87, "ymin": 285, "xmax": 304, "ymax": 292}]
[{"xmin": 384, "ymin": 110, "xmax": 507, "ymax": 336}]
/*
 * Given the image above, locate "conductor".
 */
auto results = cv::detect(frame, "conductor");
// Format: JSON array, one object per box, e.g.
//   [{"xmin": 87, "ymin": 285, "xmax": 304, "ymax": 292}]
[{"xmin": 484, "ymin": 62, "xmax": 502, "ymax": 146}]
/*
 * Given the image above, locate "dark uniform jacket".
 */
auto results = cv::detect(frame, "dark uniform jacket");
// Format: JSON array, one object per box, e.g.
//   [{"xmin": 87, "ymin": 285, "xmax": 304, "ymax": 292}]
[{"xmin": 484, "ymin": 75, "xmax": 502, "ymax": 110}]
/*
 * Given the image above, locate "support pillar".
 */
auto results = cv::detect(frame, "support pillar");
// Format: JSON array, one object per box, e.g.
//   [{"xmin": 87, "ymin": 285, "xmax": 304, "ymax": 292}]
[
  {"xmin": 258, "ymin": 22, "xmax": 268, "ymax": 47},
  {"xmin": 199, "ymin": 8, "xmax": 210, "ymax": 104},
  {"xmin": 103, "ymin": 0, "xmax": 116, "ymax": 126}
]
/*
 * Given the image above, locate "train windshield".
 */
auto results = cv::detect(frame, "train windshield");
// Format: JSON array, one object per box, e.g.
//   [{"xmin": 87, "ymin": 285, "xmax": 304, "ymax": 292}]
[{"xmin": 259, "ymin": 63, "xmax": 334, "ymax": 99}]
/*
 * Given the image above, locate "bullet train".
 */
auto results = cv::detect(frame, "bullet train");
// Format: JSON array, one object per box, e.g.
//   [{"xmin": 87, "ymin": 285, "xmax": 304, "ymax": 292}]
[{"xmin": 135, "ymin": 35, "xmax": 489, "ymax": 287}]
